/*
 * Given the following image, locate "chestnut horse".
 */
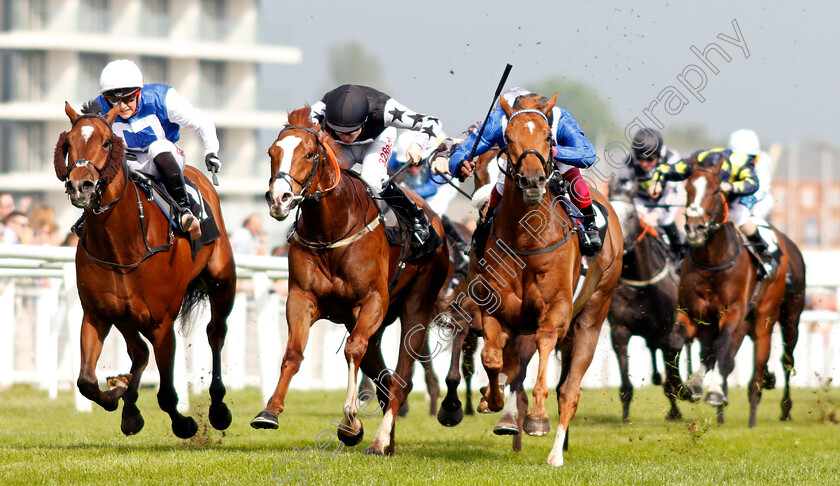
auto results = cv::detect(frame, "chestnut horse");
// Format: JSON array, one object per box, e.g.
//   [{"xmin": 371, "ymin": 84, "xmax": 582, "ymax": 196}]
[
  {"xmin": 470, "ymin": 94, "xmax": 622, "ymax": 466},
  {"xmin": 670, "ymin": 154, "xmax": 805, "ymax": 426},
  {"xmin": 254, "ymin": 107, "xmax": 449, "ymax": 455},
  {"xmin": 607, "ymin": 168, "xmax": 686, "ymax": 422},
  {"xmin": 55, "ymin": 102, "xmax": 236, "ymax": 438}
]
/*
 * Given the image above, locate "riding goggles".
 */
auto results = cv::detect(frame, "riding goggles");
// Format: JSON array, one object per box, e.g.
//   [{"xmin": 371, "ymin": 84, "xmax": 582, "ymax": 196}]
[{"xmin": 103, "ymin": 88, "xmax": 141, "ymax": 106}]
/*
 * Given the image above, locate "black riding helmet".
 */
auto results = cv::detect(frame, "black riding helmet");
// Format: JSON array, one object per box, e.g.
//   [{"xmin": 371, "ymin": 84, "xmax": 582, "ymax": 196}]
[
  {"xmin": 324, "ymin": 84, "xmax": 369, "ymax": 133},
  {"xmin": 632, "ymin": 128, "xmax": 663, "ymax": 160}
]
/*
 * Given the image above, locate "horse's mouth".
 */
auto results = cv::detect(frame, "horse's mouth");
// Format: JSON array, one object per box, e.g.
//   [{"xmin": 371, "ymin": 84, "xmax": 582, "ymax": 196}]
[
  {"xmin": 69, "ymin": 195, "xmax": 90, "ymax": 209},
  {"xmin": 522, "ymin": 188, "xmax": 544, "ymax": 206},
  {"xmin": 268, "ymin": 203, "xmax": 290, "ymax": 221}
]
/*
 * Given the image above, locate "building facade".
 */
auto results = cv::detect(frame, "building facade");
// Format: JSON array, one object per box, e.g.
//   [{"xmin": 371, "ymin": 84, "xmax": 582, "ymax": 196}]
[{"xmin": 0, "ymin": 0, "xmax": 301, "ymax": 236}]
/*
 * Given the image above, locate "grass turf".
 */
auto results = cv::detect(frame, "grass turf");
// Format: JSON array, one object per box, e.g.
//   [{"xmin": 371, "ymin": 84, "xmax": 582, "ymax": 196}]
[{"xmin": 1, "ymin": 384, "xmax": 839, "ymax": 485}]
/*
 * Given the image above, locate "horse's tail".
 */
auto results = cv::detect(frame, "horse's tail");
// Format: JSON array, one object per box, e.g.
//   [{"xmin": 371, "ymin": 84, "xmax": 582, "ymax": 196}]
[{"xmin": 177, "ymin": 286, "xmax": 207, "ymax": 336}]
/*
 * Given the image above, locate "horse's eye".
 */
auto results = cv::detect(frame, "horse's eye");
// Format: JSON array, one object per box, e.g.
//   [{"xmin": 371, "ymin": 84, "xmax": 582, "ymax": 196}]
[
  {"xmin": 103, "ymin": 139, "xmax": 112, "ymax": 148},
  {"xmin": 305, "ymin": 151, "xmax": 314, "ymax": 159}
]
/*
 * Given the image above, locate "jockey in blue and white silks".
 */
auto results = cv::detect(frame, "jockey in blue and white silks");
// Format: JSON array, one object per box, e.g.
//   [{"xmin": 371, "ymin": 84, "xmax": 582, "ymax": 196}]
[
  {"xmin": 437, "ymin": 87, "xmax": 601, "ymax": 255},
  {"xmin": 95, "ymin": 59, "xmax": 220, "ymax": 240}
]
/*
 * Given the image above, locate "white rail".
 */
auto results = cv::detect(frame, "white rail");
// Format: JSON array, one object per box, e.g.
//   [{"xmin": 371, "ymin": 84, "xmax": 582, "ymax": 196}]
[{"xmin": 0, "ymin": 244, "xmax": 838, "ymax": 416}]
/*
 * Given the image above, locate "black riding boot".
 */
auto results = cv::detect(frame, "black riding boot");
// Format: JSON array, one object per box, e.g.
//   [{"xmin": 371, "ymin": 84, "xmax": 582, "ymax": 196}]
[
  {"xmin": 155, "ymin": 153, "xmax": 201, "ymax": 240},
  {"xmin": 441, "ymin": 215, "xmax": 469, "ymax": 280},
  {"xmin": 380, "ymin": 182, "xmax": 430, "ymax": 246},
  {"xmin": 746, "ymin": 231, "xmax": 774, "ymax": 278},
  {"xmin": 662, "ymin": 223, "xmax": 685, "ymax": 261},
  {"xmin": 579, "ymin": 204, "xmax": 602, "ymax": 257}
]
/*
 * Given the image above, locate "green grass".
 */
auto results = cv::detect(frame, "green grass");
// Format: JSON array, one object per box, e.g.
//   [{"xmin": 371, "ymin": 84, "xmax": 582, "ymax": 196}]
[{"xmin": 1, "ymin": 384, "xmax": 839, "ymax": 485}]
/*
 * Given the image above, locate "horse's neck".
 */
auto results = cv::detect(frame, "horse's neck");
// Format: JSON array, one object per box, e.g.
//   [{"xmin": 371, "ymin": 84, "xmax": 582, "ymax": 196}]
[
  {"xmin": 82, "ymin": 175, "xmax": 147, "ymax": 254},
  {"xmin": 691, "ymin": 223, "xmax": 741, "ymax": 265},
  {"xmin": 624, "ymin": 230, "xmax": 667, "ymax": 280},
  {"xmin": 297, "ymin": 176, "xmax": 368, "ymax": 242},
  {"xmin": 495, "ymin": 189, "xmax": 567, "ymax": 245}
]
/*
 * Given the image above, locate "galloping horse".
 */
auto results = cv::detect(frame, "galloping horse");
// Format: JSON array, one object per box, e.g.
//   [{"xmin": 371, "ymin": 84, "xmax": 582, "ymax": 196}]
[
  {"xmin": 607, "ymin": 168, "xmax": 685, "ymax": 421},
  {"xmin": 471, "ymin": 94, "xmax": 622, "ymax": 466},
  {"xmin": 254, "ymin": 107, "xmax": 449, "ymax": 455},
  {"xmin": 55, "ymin": 102, "xmax": 236, "ymax": 438},
  {"xmin": 671, "ymin": 153, "xmax": 805, "ymax": 426}
]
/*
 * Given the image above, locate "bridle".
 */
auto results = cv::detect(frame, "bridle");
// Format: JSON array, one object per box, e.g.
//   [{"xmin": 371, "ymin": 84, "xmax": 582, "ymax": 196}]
[
  {"xmin": 501, "ymin": 109, "xmax": 561, "ymax": 189},
  {"xmin": 685, "ymin": 167, "xmax": 728, "ymax": 241},
  {"xmin": 63, "ymin": 113, "xmax": 127, "ymax": 214},
  {"xmin": 265, "ymin": 125, "xmax": 340, "ymax": 209}
]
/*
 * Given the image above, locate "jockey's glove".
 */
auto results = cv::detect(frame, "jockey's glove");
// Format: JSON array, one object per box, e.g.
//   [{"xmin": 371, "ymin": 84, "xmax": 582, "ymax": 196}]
[{"xmin": 205, "ymin": 153, "xmax": 221, "ymax": 172}]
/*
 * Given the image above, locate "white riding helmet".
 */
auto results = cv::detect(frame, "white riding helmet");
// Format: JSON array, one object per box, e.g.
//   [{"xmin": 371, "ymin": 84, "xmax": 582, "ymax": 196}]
[
  {"xmin": 99, "ymin": 59, "xmax": 144, "ymax": 94},
  {"xmin": 727, "ymin": 129, "xmax": 760, "ymax": 156}
]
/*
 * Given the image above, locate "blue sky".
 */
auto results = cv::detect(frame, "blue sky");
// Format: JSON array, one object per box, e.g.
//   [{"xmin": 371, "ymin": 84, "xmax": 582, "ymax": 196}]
[{"xmin": 261, "ymin": 1, "xmax": 839, "ymax": 147}]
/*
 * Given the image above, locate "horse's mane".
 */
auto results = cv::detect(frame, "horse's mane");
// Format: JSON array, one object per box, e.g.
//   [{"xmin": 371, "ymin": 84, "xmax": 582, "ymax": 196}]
[
  {"xmin": 82, "ymin": 100, "xmax": 102, "ymax": 115},
  {"xmin": 285, "ymin": 106, "xmax": 343, "ymax": 159},
  {"xmin": 512, "ymin": 93, "xmax": 549, "ymax": 110}
]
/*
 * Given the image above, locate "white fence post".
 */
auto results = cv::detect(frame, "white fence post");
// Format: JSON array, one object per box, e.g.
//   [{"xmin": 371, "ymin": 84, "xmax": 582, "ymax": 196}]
[
  {"xmin": 62, "ymin": 262, "xmax": 90, "ymax": 412},
  {"xmin": 0, "ymin": 281, "xmax": 16, "ymax": 389},
  {"xmin": 254, "ymin": 272, "xmax": 281, "ymax": 403}
]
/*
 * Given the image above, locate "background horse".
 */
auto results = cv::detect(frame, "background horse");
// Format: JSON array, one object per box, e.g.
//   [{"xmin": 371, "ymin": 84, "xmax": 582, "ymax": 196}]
[
  {"xmin": 255, "ymin": 107, "xmax": 449, "ymax": 456},
  {"xmin": 671, "ymin": 154, "xmax": 805, "ymax": 426},
  {"xmin": 471, "ymin": 94, "xmax": 622, "ymax": 466},
  {"xmin": 55, "ymin": 102, "xmax": 236, "ymax": 438},
  {"xmin": 607, "ymin": 168, "xmax": 686, "ymax": 421}
]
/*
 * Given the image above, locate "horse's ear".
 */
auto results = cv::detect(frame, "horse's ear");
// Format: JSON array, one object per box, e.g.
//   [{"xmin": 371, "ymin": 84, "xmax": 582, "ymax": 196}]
[
  {"xmin": 65, "ymin": 101, "xmax": 79, "ymax": 124},
  {"xmin": 105, "ymin": 104, "xmax": 120, "ymax": 125},
  {"xmin": 500, "ymin": 94, "xmax": 514, "ymax": 118},
  {"xmin": 542, "ymin": 92, "xmax": 558, "ymax": 116}
]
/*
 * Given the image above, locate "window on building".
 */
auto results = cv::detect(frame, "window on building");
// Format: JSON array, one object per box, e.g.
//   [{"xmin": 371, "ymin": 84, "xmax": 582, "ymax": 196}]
[
  {"xmin": 199, "ymin": 60, "xmax": 227, "ymax": 109},
  {"xmin": 78, "ymin": 53, "xmax": 108, "ymax": 102},
  {"xmin": 144, "ymin": 0, "xmax": 170, "ymax": 37},
  {"xmin": 199, "ymin": 0, "xmax": 229, "ymax": 41},
  {"xmin": 140, "ymin": 57, "xmax": 169, "ymax": 85},
  {"xmin": 1, "ymin": 0, "xmax": 47, "ymax": 30},
  {"xmin": 0, "ymin": 51, "xmax": 45, "ymax": 102},
  {"xmin": 0, "ymin": 121, "xmax": 46, "ymax": 173},
  {"xmin": 79, "ymin": 0, "xmax": 111, "ymax": 33}
]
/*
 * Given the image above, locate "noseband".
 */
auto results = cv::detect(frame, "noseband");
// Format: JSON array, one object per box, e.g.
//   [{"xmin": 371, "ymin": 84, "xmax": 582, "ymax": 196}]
[
  {"xmin": 266, "ymin": 126, "xmax": 340, "ymax": 207},
  {"xmin": 502, "ymin": 109, "xmax": 560, "ymax": 189},
  {"xmin": 64, "ymin": 113, "xmax": 126, "ymax": 214},
  {"xmin": 686, "ymin": 167, "xmax": 727, "ymax": 239}
]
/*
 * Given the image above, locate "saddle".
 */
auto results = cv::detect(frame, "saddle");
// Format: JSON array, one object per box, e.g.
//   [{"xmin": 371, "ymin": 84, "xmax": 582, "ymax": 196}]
[
  {"xmin": 472, "ymin": 184, "xmax": 609, "ymax": 262},
  {"xmin": 129, "ymin": 171, "xmax": 221, "ymax": 258},
  {"xmin": 345, "ymin": 171, "xmax": 443, "ymax": 264},
  {"xmin": 741, "ymin": 223, "xmax": 782, "ymax": 280}
]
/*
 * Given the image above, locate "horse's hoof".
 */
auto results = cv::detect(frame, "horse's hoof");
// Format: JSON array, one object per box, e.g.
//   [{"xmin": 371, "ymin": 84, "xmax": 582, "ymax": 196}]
[
  {"xmin": 437, "ymin": 403, "xmax": 464, "ymax": 427},
  {"xmin": 250, "ymin": 411, "xmax": 279, "ymax": 430},
  {"xmin": 209, "ymin": 402, "xmax": 232, "ymax": 431},
  {"xmin": 523, "ymin": 416, "xmax": 550, "ymax": 437},
  {"xmin": 493, "ymin": 417, "xmax": 520, "ymax": 436},
  {"xmin": 121, "ymin": 413, "xmax": 145, "ymax": 436},
  {"xmin": 476, "ymin": 396, "xmax": 494, "ymax": 414},
  {"xmin": 690, "ymin": 385, "xmax": 704, "ymax": 403},
  {"xmin": 336, "ymin": 421, "xmax": 364, "ymax": 447},
  {"xmin": 652, "ymin": 372, "xmax": 663, "ymax": 386},
  {"xmin": 705, "ymin": 391, "xmax": 728, "ymax": 407},
  {"xmin": 364, "ymin": 446, "xmax": 386, "ymax": 456},
  {"xmin": 666, "ymin": 409, "xmax": 683, "ymax": 421},
  {"xmin": 173, "ymin": 416, "xmax": 198, "ymax": 439},
  {"xmin": 762, "ymin": 371, "xmax": 777, "ymax": 390}
]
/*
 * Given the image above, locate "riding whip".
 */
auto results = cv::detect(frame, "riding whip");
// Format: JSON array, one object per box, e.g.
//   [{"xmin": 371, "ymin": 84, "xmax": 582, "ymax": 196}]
[{"xmin": 459, "ymin": 63, "xmax": 513, "ymax": 182}]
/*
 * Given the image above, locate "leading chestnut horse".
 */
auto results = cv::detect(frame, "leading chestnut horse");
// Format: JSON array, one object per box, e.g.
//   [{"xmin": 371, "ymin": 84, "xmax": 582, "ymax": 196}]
[
  {"xmin": 471, "ymin": 94, "xmax": 622, "ymax": 466},
  {"xmin": 670, "ymin": 153, "xmax": 805, "ymax": 426},
  {"xmin": 254, "ymin": 107, "xmax": 449, "ymax": 456},
  {"xmin": 54, "ymin": 102, "xmax": 236, "ymax": 438}
]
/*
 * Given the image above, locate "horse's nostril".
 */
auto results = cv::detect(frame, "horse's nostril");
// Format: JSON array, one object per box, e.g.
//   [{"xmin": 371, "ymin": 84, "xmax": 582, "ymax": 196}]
[
  {"xmin": 281, "ymin": 193, "xmax": 292, "ymax": 203},
  {"xmin": 537, "ymin": 176, "xmax": 546, "ymax": 185},
  {"xmin": 82, "ymin": 180, "xmax": 95, "ymax": 190}
]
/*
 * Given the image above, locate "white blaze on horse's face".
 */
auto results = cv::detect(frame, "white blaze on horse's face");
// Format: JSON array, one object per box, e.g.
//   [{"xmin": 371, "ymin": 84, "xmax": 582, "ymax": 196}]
[
  {"xmin": 686, "ymin": 176, "xmax": 708, "ymax": 219},
  {"xmin": 267, "ymin": 135, "xmax": 303, "ymax": 220},
  {"xmin": 526, "ymin": 121, "xmax": 535, "ymax": 134},
  {"xmin": 80, "ymin": 126, "xmax": 94, "ymax": 144}
]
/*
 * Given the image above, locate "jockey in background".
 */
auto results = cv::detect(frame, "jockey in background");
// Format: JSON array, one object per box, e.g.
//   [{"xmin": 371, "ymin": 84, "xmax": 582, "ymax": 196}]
[
  {"xmin": 624, "ymin": 128, "xmax": 685, "ymax": 259},
  {"xmin": 388, "ymin": 130, "xmax": 471, "ymax": 287},
  {"xmin": 728, "ymin": 129, "xmax": 774, "ymax": 221},
  {"xmin": 310, "ymin": 84, "xmax": 443, "ymax": 247},
  {"xmin": 431, "ymin": 87, "xmax": 601, "ymax": 256},
  {"xmin": 651, "ymin": 148, "xmax": 777, "ymax": 277},
  {"xmin": 94, "ymin": 59, "xmax": 221, "ymax": 241}
]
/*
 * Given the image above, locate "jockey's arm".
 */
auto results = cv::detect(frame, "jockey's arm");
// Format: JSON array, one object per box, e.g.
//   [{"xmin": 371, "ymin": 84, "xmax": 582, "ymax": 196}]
[
  {"xmin": 165, "ymin": 88, "xmax": 219, "ymax": 156},
  {"xmin": 727, "ymin": 163, "xmax": 759, "ymax": 196},
  {"xmin": 649, "ymin": 158, "xmax": 690, "ymax": 198},
  {"xmin": 382, "ymin": 98, "xmax": 443, "ymax": 164},
  {"xmin": 550, "ymin": 109, "xmax": 596, "ymax": 168},
  {"xmin": 447, "ymin": 110, "xmax": 505, "ymax": 177}
]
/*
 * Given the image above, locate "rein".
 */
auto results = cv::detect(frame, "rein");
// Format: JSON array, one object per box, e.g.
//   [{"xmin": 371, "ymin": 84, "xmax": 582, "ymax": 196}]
[
  {"xmin": 268, "ymin": 125, "xmax": 341, "ymax": 204},
  {"xmin": 65, "ymin": 113, "xmax": 126, "ymax": 213},
  {"xmin": 688, "ymin": 222, "xmax": 742, "ymax": 272}
]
